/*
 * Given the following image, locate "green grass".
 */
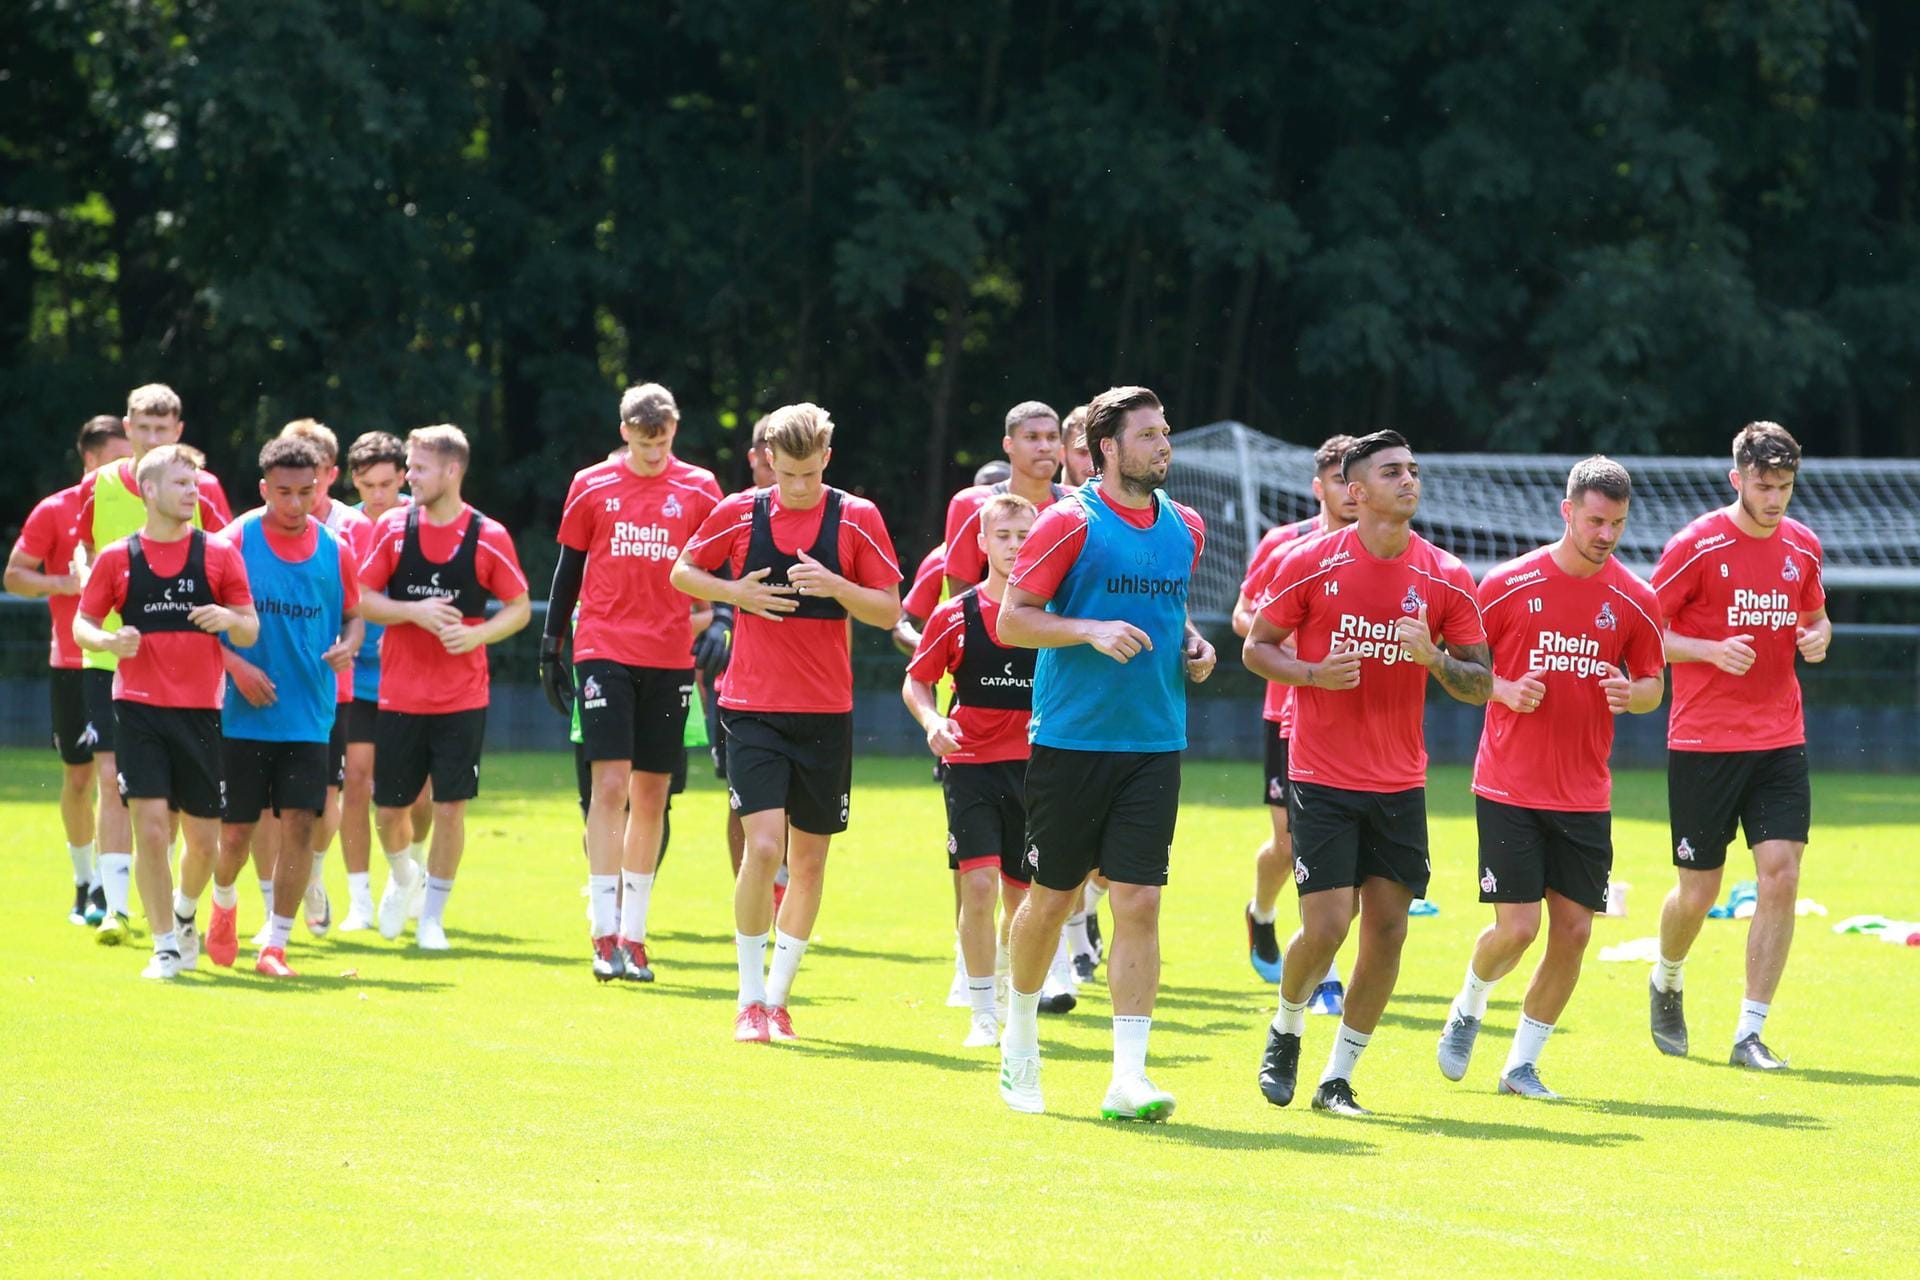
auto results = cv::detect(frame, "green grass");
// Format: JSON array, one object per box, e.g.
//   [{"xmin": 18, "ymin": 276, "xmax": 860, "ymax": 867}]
[{"xmin": 2, "ymin": 750, "xmax": 1917, "ymax": 1277}]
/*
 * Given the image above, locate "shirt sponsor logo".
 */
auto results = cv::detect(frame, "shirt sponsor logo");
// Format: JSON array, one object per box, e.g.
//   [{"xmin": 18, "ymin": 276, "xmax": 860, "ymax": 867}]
[
  {"xmin": 1103, "ymin": 572, "xmax": 1187, "ymax": 600},
  {"xmin": 1504, "ymin": 568, "xmax": 1545, "ymax": 589},
  {"xmin": 1527, "ymin": 629, "xmax": 1610, "ymax": 678},
  {"xmin": 1694, "ymin": 532, "xmax": 1732, "ymax": 552},
  {"xmin": 1727, "ymin": 588, "xmax": 1795, "ymax": 630},
  {"xmin": 976, "ymin": 660, "xmax": 1031, "ymax": 690},
  {"xmin": 610, "ymin": 520, "xmax": 679, "ymax": 560},
  {"xmin": 256, "ymin": 597, "xmax": 325, "ymax": 621},
  {"xmin": 1319, "ymin": 549, "xmax": 1353, "ymax": 570},
  {"xmin": 1595, "ymin": 602, "xmax": 1616, "ymax": 630},
  {"xmin": 1334, "ymin": 614, "xmax": 1415, "ymax": 664}
]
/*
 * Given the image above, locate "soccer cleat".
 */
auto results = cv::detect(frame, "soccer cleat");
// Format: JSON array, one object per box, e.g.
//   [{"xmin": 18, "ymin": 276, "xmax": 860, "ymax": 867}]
[
  {"xmin": 946, "ymin": 955, "xmax": 969, "ymax": 1008},
  {"xmin": 1259, "ymin": 1027, "xmax": 1301, "ymax": 1107},
  {"xmin": 963, "ymin": 1012, "xmax": 1002, "ymax": 1048},
  {"xmin": 1498, "ymin": 1063, "xmax": 1561, "ymax": 1099},
  {"xmin": 591, "ymin": 935, "xmax": 623, "ymax": 982},
  {"xmin": 618, "ymin": 939, "xmax": 654, "ymax": 983},
  {"xmin": 1649, "ymin": 980, "xmax": 1688, "ymax": 1057},
  {"xmin": 254, "ymin": 946, "xmax": 296, "ymax": 977},
  {"xmin": 734, "ymin": 1002, "xmax": 771, "ymax": 1043},
  {"xmin": 1309, "ymin": 979, "xmax": 1345, "ymax": 1017},
  {"xmin": 85, "ymin": 885, "xmax": 108, "ymax": 926},
  {"xmin": 1729, "ymin": 1034, "xmax": 1788, "ymax": 1071},
  {"xmin": 1310, "ymin": 1077, "xmax": 1372, "ymax": 1117},
  {"xmin": 1100, "ymin": 1074, "xmax": 1175, "ymax": 1122},
  {"xmin": 337, "ymin": 900, "xmax": 374, "ymax": 933},
  {"xmin": 70, "ymin": 885, "xmax": 91, "ymax": 926},
  {"xmin": 140, "ymin": 949, "xmax": 181, "ymax": 981},
  {"xmin": 376, "ymin": 870, "xmax": 411, "ymax": 940},
  {"xmin": 1084, "ymin": 909, "xmax": 1103, "ymax": 964},
  {"xmin": 303, "ymin": 883, "xmax": 331, "ymax": 938},
  {"xmin": 415, "ymin": 919, "xmax": 449, "ymax": 951},
  {"xmin": 998, "ymin": 1052, "xmax": 1044, "ymax": 1114},
  {"xmin": 1072, "ymin": 949, "xmax": 1097, "ymax": 985},
  {"xmin": 1436, "ymin": 1009, "xmax": 1482, "ymax": 1082},
  {"xmin": 1038, "ymin": 969, "xmax": 1077, "ymax": 1015},
  {"xmin": 95, "ymin": 911, "xmax": 130, "ymax": 947},
  {"xmin": 175, "ymin": 918, "xmax": 200, "ymax": 972},
  {"xmin": 766, "ymin": 1005, "xmax": 798, "ymax": 1042},
  {"xmin": 250, "ymin": 921, "xmax": 273, "ymax": 949},
  {"xmin": 1246, "ymin": 904, "xmax": 1283, "ymax": 984},
  {"xmin": 206, "ymin": 903, "xmax": 239, "ymax": 968}
]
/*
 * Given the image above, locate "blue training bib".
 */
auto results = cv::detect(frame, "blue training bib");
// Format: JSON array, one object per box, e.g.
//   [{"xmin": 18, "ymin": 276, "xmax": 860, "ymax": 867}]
[{"xmin": 222, "ymin": 512, "xmax": 343, "ymax": 743}]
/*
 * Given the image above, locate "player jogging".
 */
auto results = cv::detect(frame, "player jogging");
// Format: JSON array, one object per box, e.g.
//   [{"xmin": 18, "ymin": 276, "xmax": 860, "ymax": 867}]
[
  {"xmin": 73, "ymin": 445, "xmax": 257, "ymax": 978},
  {"xmin": 672, "ymin": 402, "xmax": 902, "ymax": 1044},
  {"xmin": 357, "ymin": 425, "xmax": 531, "ymax": 949},
  {"xmin": 993, "ymin": 385, "xmax": 1215, "ymax": 1121},
  {"xmin": 1435, "ymin": 457, "xmax": 1664, "ymax": 1098},
  {"xmin": 6, "ymin": 415, "xmax": 131, "ymax": 925},
  {"xmin": 1647, "ymin": 422, "xmax": 1828, "ymax": 1071},
  {"xmin": 1246, "ymin": 430, "xmax": 1490, "ymax": 1117},
  {"xmin": 942, "ymin": 402, "xmax": 1066, "ymax": 592}
]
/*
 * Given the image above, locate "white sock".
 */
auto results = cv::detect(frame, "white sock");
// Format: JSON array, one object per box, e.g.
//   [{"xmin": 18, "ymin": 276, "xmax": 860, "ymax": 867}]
[
  {"xmin": 267, "ymin": 913, "xmax": 294, "ymax": 951},
  {"xmin": 1504, "ymin": 1014, "xmax": 1554, "ymax": 1074},
  {"xmin": 422, "ymin": 876, "xmax": 453, "ymax": 926},
  {"xmin": 384, "ymin": 849, "xmax": 417, "ymax": 883},
  {"xmin": 99, "ymin": 853, "xmax": 131, "ymax": 916},
  {"xmin": 619, "ymin": 871, "xmax": 655, "ymax": 943},
  {"xmin": 1066, "ymin": 911, "xmax": 1091, "ymax": 955},
  {"xmin": 172, "ymin": 890, "xmax": 195, "ymax": 921},
  {"xmin": 1249, "ymin": 898, "xmax": 1278, "ymax": 926},
  {"xmin": 967, "ymin": 978, "xmax": 996, "ymax": 1020},
  {"xmin": 212, "ymin": 880, "xmax": 239, "ymax": 910},
  {"xmin": 587, "ymin": 874, "xmax": 618, "ymax": 937},
  {"xmin": 1320, "ymin": 1022, "xmax": 1372, "ymax": 1085},
  {"xmin": 68, "ymin": 842, "xmax": 96, "ymax": 886},
  {"xmin": 1004, "ymin": 987, "xmax": 1041, "ymax": 1057},
  {"xmin": 1084, "ymin": 880, "xmax": 1107, "ymax": 908},
  {"xmin": 1271, "ymin": 992, "xmax": 1308, "ymax": 1037},
  {"xmin": 1112, "ymin": 1015, "xmax": 1151, "ymax": 1078},
  {"xmin": 765, "ymin": 929, "xmax": 809, "ymax": 1007},
  {"xmin": 153, "ymin": 929, "xmax": 178, "ymax": 955},
  {"xmin": 258, "ymin": 879, "xmax": 275, "ymax": 920},
  {"xmin": 735, "ymin": 931, "xmax": 768, "ymax": 1007},
  {"xmin": 1654, "ymin": 955, "xmax": 1685, "ymax": 993},
  {"xmin": 1456, "ymin": 962, "xmax": 1497, "ymax": 1018},
  {"xmin": 1735, "ymin": 999, "xmax": 1769, "ymax": 1043},
  {"xmin": 994, "ymin": 939, "xmax": 1010, "ymax": 977},
  {"xmin": 1324, "ymin": 959, "xmax": 1340, "ymax": 984},
  {"xmin": 347, "ymin": 871, "xmax": 372, "ymax": 909},
  {"xmin": 406, "ymin": 840, "xmax": 426, "ymax": 867}
]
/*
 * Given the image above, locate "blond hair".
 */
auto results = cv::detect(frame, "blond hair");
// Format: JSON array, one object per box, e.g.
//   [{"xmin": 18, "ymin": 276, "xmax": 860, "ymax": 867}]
[
  {"xmin": 620, "ymin": 383, "xmax": 679, "ymax": 437},
  {"xmin": 136, "ymin": 443, "xmax": 204, "ymax": 496},
  {"xmin": 126, "ymin": 383, "xmax": 183, "ymax": 420},
  {"xmin": 978, "ymin": 492, "xmax": 1037, "ymax": 531},
  {"xmin": 1062, "ymin": 404, "xmax": 1089, "ymax": 450},
  {"xmin": 407, "ymin": 424, "xmax": 470, "ymax": 469},
  {"xmin": 281, "ymin": 418, "xmax": 340, "ymax": 466},
  {"xmin": 762, "ymin": 403, "xmax": 834, "ymax": 459}
]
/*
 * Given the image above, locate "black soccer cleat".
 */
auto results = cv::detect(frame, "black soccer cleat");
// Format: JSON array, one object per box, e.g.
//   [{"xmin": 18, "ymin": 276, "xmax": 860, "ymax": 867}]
[
  {"xmin": 1258, "ymin": 1027, "xmax": 1301, "ymax": 1107},
  {"xmin": 1729, "ymin": 1034, "xmax": 1788, "ymax": 1071},
  {"xmin": 69, "ymin": 884, "xmax": 91, "ymax": 926},
  {"xmin": 1310, "ymin": 1077, "xmax": 1371, "ymax": 1118},
  {"xmin": 1084, "ymin": 909, "xmax": 1103, "ymax": 965},
  {"xmin": 1649, "ymin": 980, "xmax": 1688, "ymax": 1057}
]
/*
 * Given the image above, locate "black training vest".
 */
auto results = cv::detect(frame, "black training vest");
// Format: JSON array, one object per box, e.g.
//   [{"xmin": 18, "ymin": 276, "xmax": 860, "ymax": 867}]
[
  {"xmin": 964, "ymin": 481, "xmax": 1070, "ymax": 582},
  {"xmin": 389, "ymin": 505, "xmax": 488, "ymax": 619},
  {"xmin": 123, "ymin": 531, "xmax": 214, "ymax": 633},
  {"xmin": 744, "ymin": 488, "xmax": 845, "ymax": 620},
  {"xmin": 952, "ymin": 588, "xmax": 1033, "ymax": 711}
]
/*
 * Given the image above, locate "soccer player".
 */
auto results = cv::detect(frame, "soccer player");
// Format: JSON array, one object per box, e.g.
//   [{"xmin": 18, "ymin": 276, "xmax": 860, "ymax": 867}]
[
  {"xmin": 1647, "ymin": 422, "xmax": 1828, "ymax": 1071},
  {"xmin": 74, "ymin": 383, "xmax": 231, "ymax": 944},
  {"xmin": 1245, "ymin": 429, "xmax": 1490, "ymax": 1117},
  {"xmin": 73, "ymin": 445, "xmax": 257, "ymax": 978},
  {"xmin": 541, "ymin": 383, "xmax": 723, "ymax": 982},
  {"xmin": 8, "ymin": 416, "xmax": 132, "ymax": 924},
  {"xmin": 904, "ymin": 493, "xmax": 1038, "ymax": 1047},
  {"xmin": 993, "ymin": 385, "xmax": 1214, "ymax": 1121},
  {"xmin": 179, "ymin": 437, "xmax": 363, "ymax": 976},
  {"xmin": 943, "ymin": 402, "xmax": 1065, "ymax": 593},
  {"xmin": 1229, "ymin": 433, "xmax": 1356, "ymax": 1000},
  {"xmin": 672, "ymin": 402, "xmax": 902, "ymax": 1044},
  {"xmin": 1060, "ymin": 405, "xmax": 1094, "ymax": 487},
  {"xmin": 1434, "ymin": 457, "xmax": 1665, "ymax": 1098},
  {"xmin": 357, "ymin": 425, "xmax": 531, "ymax": 949}
]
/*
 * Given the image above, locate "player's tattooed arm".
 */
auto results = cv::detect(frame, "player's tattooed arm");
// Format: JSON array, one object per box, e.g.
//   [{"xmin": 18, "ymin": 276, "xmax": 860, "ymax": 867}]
[{"xmin": 1429, "ymin": 640, "xmax": 1492, "ymax": 705}]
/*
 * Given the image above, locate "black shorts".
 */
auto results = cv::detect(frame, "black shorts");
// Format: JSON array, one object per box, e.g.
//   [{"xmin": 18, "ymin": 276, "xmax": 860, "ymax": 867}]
[
  {"xmin": 576, "ymin": 661, "xmax": 693, "ymax": 775},
  {"xmin": 82, "ymin": 668, "xmax": 117, "ymax": 754},
  {"xmin": 1288, "ymin": 780, "xmax": 1430, "ymax": 898},
  {"xmin": 943, "ymin": 760, "xmax": 1031, "ymax": 884},
  {"xmin": 222, "ymin": 737, "xmax": 331, "ymax": 822},
  {"xmin": 344, "ymin": 696, "xmax": 380, "ymax": 745},
  {"xmin": 373, "ymin": 709, "xmax": 485, "ymax": 808},
  {"xmin": 1668, "ymin": 745, "xmax": 1811, "ymax": 870},
  {"xmin": 113, "ymin": 701, "xmax": 222, "ymax": 819},
  {"xmin": 328, "ymin": 709, "xmax": 347, "ymax": 787},
  {"xmin": 1263, "ymin": 724, "xmax": 1290, "ymax": 810},
  {"xmin": 1024, "ymin": 746, "xmax": 1180, "ymax": 891},
  {"xmin": 50, "ymin": 669, "xmax": 96, "ymax": 765},
  {"xmin": 575, "ymin": 740, "xmax": 689, "ymax": 817},
  {"xmin": 1475, "ymin": 796, "xmax": 1611, "ymax": 912},
  {"xmin": 721, "ymin": 709, "xmax": 852, "ymax": 836}
]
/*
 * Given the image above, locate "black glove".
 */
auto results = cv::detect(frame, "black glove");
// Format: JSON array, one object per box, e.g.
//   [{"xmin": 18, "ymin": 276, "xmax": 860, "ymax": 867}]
[
  {"xmin": 539, "ymin": 633, "xmax": 575, "ymax": 716},
  {"xmin": 693, "ymin": 605, "xmax": 733, "ymax": 680}
]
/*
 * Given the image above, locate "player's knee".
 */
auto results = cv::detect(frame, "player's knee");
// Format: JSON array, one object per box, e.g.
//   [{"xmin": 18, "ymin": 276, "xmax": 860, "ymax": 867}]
[
  {"xmin": 1757, "ymin": 858, "xmax": 1800, "ymax": 900},
  {"xmin": 1298, "ymin": 908, "xmax": 1350, "ymax": 952},
  {"xmin": 958, "ymin": 868, "xmax": 996, "ymax": 912},
  {"xmin": 61, "ymin": 765, "xmax": 94, "ymax": 797},
  {"xmin": 1495, "ymin": 914, "xmax": 1540, "ymax": 952},
  {"xmin": 1109, "ymin": 884, "xmax": 1162, "ymax": 929},
  {"xmin": 1551, "ymin": 911, "xmax": 1592, "ymax": 952}
]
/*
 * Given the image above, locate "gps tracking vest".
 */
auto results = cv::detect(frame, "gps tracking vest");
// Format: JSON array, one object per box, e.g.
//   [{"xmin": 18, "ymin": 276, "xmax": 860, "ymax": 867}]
[
  {"xmin": 744, "ymin": 488, "xmax": 846, "ymax": 620},
  {"xmin": 123, "ymin": 531, "xmax": 215, "ymax": 632},
  {"xmin": 1030, "ymin": 483, "xmax": 1194, "ymax": 753},
  {"xmin": 222, "ymin": 513, "xmax": 343, "ymax": 744},
  {"xmin": 390, "ymin": 505, "xmax": 487, "ymax": 619},
  {"xmin": 84, "ymin": 459, "xmax": 207, "ymax": 672},
  {"xmin": 953, "ymin": 589, "xmax": 1033, "ymax": 711}
]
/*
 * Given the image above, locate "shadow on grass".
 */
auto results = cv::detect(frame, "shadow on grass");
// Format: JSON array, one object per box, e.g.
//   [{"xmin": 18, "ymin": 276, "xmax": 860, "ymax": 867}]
[
  {"xmin": 1567, "ymin": 1099, "xmax": 1826, "ymax": 1130},
  {"xmin": 1790, "ymin": 1066, "xmax": 1920, "ymax": 1089},
  {"xmin": 178, "ymin": 969, "xmax": 452, "ymax": 994},
  {"xmin": 1046, "ymin": 1112, "xmax": 1379, "ymax": 1157},
  {"xmin": 1375, "ymin": 1113, "xmax": 1641, "ymax": 1148},
  {"xmin": 782, "ymin": 1037, "xmax": 1203, "ymax": 1075},
  {"xmin": 317, "ymin": 937, "xmax": 585, "ymax": 970}
]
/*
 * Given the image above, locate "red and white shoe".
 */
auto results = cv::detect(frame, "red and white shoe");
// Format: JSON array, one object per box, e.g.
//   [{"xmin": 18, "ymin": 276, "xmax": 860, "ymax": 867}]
[
  {"xmin": 734, "ymin": 1002, "xmax": 770, "ymax": 1043},
  {"xmin": 618, "ymin": 939, "xmax": 654, "ymax": 983},
  {"xmin": 254, "ymin": 946, "xmax": 296, "ymax": 977},
  {"xmin": 206, "ymin": 902, "xmax": 239, "ymax": 968},
  {"xmin": 591, "ymin": 935, "xmax": 621, "ymax": 983},
  {"xmin": 766, "ymin": 1005, "xmax": 798, "ymax": 1042}
]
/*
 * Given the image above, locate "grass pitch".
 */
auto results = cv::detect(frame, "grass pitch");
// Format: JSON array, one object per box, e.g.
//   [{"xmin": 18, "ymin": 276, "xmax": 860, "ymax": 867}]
[{"xmin": 1, "ymin": 749, "xmax": 1916, "ymax": 1277}]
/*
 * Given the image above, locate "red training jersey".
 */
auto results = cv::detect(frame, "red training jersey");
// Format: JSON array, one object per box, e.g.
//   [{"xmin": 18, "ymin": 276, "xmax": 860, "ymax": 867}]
[
  {"xmin": 1008, "ymin": 488, "xmax": 1206, "ymax": 602},
  {"xmin": 13, "ymin": 483, "xmax": 89, "ymax": 669},
  {"xmin": 943, "ymin": 482, "xmax": 1069, "ymax": 584},
  {"xmin": 901, "ymin": 543, "xmax": 948, "ymax": 622},
  {"xmin": 905, "ymin": 590, "xmax": 1030, "ymax": 763},
  {"xmin": 77, "ymin": 458, "xmax": 230, "ymax": 543},
  {"xmin": 80, "ymin": 532, "xmax": 253, "ymax": 709},
  {"xmin": 316, "ymin": 496, "xmax": 374, "ymax": 701},
  {"xmin": 685, "ymin": 488, "xmax": 901, "ymax": 714},
  {"xmin": 558, "ymin": 456, "xmax": 723, "ymax": 669},
  {"xmin": 358, "ymin": 503, "xmax": 528, "ymax": 715},
  {"xmin": 1651, "ymin": 509, "xmax": 1824, "ymax": 752},
  {"xmin": 1242, "ymin": 516, "xmax": 1331, "ymax": 733},
  {"xmin": 1471, "ymin": 547, "xmax": 1665, "ymax": 812},
  {"xmin": 1261, "ymin": 525, "xmax": 1484, "ymax": 793}
]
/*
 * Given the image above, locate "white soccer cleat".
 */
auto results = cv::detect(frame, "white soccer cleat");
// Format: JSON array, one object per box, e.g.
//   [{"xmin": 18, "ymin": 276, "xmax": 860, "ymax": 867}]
[
  {"xmin": 303, "ymin": 882, "xmax": 331, "ymax": 938},
  {"xmin": 1039, "ymin": 958, "xmax": 1078, "ymax": 1015},
  {"xmin": 998, "ymin": 1052, "xmax": 1044, "ymax": 1114},
  {"xmin": 377, "ymin": 870, "xmax": 411, "ymax": 940},
  {"xmin": 140, "ymin": 950, "xmax": 180, "ymax": 981},
  {"xmin": 946, "ymin": 955, "xmax": 969, "ymax": 1008},
  {"xmin": 415, "ymin": 919, "xmax": 449, "ymax": 951},
  {"xmin": 176, "ymin": 921, "xmax": 200, "ymax": 972},
  {"xmin": 963, "ymin": 1012, "xmax": 1002, "ymax": 1048},
  {"xmin": 337, "ymin": 901, "xmax": 375, "ymax": 933},
  {"xmin": 1100, "ymin": 1074, "xmax": 1175, "ymax": 1123},
  {"xmin": 250, "ymin": 921, "xmax": 273, "ymax": 948}
]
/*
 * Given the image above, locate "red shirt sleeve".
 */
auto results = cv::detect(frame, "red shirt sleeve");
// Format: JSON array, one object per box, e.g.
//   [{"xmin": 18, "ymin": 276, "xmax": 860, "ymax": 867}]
[
  {"xmin": 901, "ymin": 551, "xmax": 947, "ymax": 621},
  {"xmin": 1007, "ymin": 502, "xmax": 1088, "ymax": 602},
  {"xmin": 76, "ymin": 472, "xmax": 99, "ymax": 547},
  {"xmin": 556, "ymin": 471, "xmax": 594, "ymax": 552},
  {"xmin": 1260, "ymin": 542, "xmax": 1315, "ymax": 634},
  {"xmin": 358, "ymin": 515, "xmax": 398, "ymax": 592},
  {"xmin": 1176, "ymin": 501, "xmax": 1206, "ymax": 576},
  {"xmin": 80, "ymin": 543, "xmax": 129, "ymax": 619},
  {"xmin": 1623, "ymin": 580, "xmax": 1666, "ymax": 679},
  {"xmin": 1790, "ymin": 524, "xmax": 1825, "ymax": 615},
  {"xmin": 942, "ymin": 488, "xmax": 988, "ymax": 584},
  {"xmin": 338, "ymin": 539, "xmax": 362, "ymax": 611},
  {"xmin": 839, "ymin": 499, "xmax": 902, "ymax": 589},
  {"xmin": 1433, "ymin": 557, "xmax": 1485, "ymax": 648},
  {"xmin": 198, "ymin": 473, "xmax": 232, "ymax": 529},
  {"xmin": 210, "ymin": 538, "xmax": 252, "ymax": 608},
  {"xmin": 686, "ymin": 493, "xmax": 750, "ymax": 572},
  {"xmin": 904, "ymin": 598, "xmax": 965, "ymax": 684},
  {"xmin": 15, "ymin": 496, "xmax": 59, "ymax": 564},
  {"xmin": 475, "ymin": 519, "xmax": 528, "ymax": 600},
  {"xmin": 1651, "ymin": 530, "xmax": 1700, "ymax": 625}
]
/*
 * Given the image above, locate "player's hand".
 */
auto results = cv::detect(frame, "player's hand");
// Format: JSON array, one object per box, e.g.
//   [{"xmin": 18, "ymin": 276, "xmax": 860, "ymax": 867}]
[
  {"xmin": 1496, "ymin": 668, "xmax": 1548, "ymax": 714},
  {"xmin": 437, "ymin": 620, "xmax": 484, "ymax": 655},
  {"xmin": 538, "ymin": 634, "xmax": 574, "ymax": 716},
  {"xmin": 732, "ymin": 566, "xmax": 798, "ymax": 620},
  {"xmin": 1184, "ymin": 633, "xmax": 1216, "ymax": 683},
  {"xmin": 189, "ymin": 604, "xmax": 238, "ymax": 634},
  {"xmin": 229, "ymin": 657, "xmax": 277, "ymax": 707},
  {"xmin": 320, "ymin": 638, "xmax": 355, "ymax": 673},
  {"xmin": 925, "ymin": 717, "xmax": 963, "ymax": 758},
  {"xmin": 1599, "ymin": 664, "xmax": 1632, "ymax": 715},
  {"xmin": 1310, "ymin": 635, "xmax": 1363, "ymax": 690},
  {"xmin": 788, "ymin": 550, "xmax": 846, "ymax": 601},
  {"xmin": 411, "ymin": 598, "xmax": 463, "ymax": 633},
  {"xmin": 1394, "ymin": 601, "xmax": 1440, "ymax": 668},
  {"xmin": 1711, "ymin": 633, "xmax": 1757, "ymax": 676},
  {"xmin": 693, "ymin": 612, "xmax": 733, "ymax": 678},
  {"xmin": 109, "ymin": 626, "xmax": 142, "ymax": 659},
  {"xmin": 1085, "ymin": 619, "xmax": 1151, "ymax": 663},
  {"xmin": 1795, "ymin": 624, "xmax": 1829, "ymax": 664}
]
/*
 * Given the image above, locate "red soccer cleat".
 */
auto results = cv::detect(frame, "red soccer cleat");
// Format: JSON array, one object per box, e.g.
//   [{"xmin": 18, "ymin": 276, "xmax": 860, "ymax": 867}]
[
  {"xmin": 618, "ymin": 939, "xmax": 654, "ymax": 983},
  {"xmin": 254, "ymin": 946, "xmax": 296, "ymax": 977},
  {"xmin": 766, "ymin": 1005, "xmax": 798, "ymax": 1042},
  {"xmin": 734, "ymin": 1001, "xmax": 770, "ymax": 1043},
  {"xmin": 206, "ymin": 902, "xmax": 239, "ymax": 968}
]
